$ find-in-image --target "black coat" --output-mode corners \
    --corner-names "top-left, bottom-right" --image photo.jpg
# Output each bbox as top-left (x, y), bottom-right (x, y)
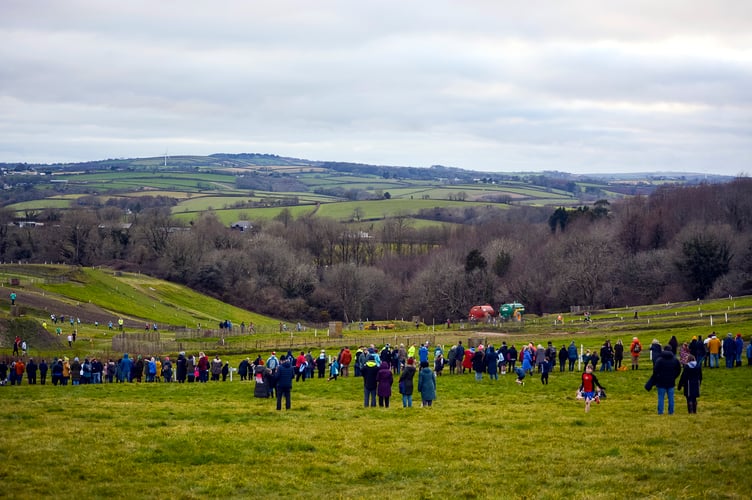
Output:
top-left (652, 350), bottom-right (681, 389)
top-left (677, 362), bottom-right (702, 398)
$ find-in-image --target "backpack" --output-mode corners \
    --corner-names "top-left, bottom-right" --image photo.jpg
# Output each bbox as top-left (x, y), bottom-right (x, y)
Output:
top-left (633, 344), bottom-right (641, 353)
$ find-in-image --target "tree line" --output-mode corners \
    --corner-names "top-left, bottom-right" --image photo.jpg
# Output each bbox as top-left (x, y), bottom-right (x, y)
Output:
top-left (1, 178), bottom-right (750, 323)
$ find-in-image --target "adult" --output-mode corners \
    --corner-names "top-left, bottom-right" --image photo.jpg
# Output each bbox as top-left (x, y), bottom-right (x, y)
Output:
top-left (417, 361), bottom-right (437, 407)
top-left (649, 345), bottom-right (682, 415)
top-left (39, 359), bottom-right (48, 385)
top-left (70, 357), bottom-right (82, 386)
top-left (175, 352), bottom-right (187, 383)
top-left (521, 347), bottom-right (533, 375)
top-left (707, 334), bottom-right (721, 368)
top-left (535, 344), bottom-right (545, 373)
top-left (399, 358), bottom-right (416, 408)
top-left (315, 350), bottom-right (327, 378)
top-left (237, 358), bottom-right (249, 381)
top-left (734, 333), bottom-right (744, 367)
top-left (418, 343), bottom-right (429, 365)
top-left (507, 344), bottom-right (518, 371)
top-left (462, 348), bottom-right (473, 375)
top-left (340, 347), bottom-right (352, 377)
top-left (485, 346), bottom-right (499, 381)
top-left (694, 336), bottom-right (706, 367)
top-left (599, 340), bottom-right (614, 372)
top-left (211, 355), bottom-right (223, 381)
top-left (677, 355), bottom-right (702, 414)
top-left (197, 352), bottom-right (209, 382)
top-left (295, 351), bottom-right (307, 382)
top-left (472, 346), bottom-right (485, 381)
top-left (376, 361), bottom-right (393, 407)
top-left (119, 353), bottom-right (133, 383)
top-left (668, 335), bottom-right (679, 355)
top-left (614, 340), bottom-right (624, 370)
top-left (558, 345), bottom-right (568, 372)
top-left (649, 339), bottom-right (662, 366)
top-left (361, 354), bottom-right (380, 407)
top-left (133, 355), bottom-right (144, 383)
top-left (266, 352), bottom-right (279, 373)
top-left (447, 345), bottom-right (457, 375)
top-left (567, 341), bottom-right (578, 372)
top-left (455, 341), bottom-right (465, 374)
top-left (274, 356), bottom-right (295, 410)
top-left (51, 359), bottom-right (63, 386)
top-left (26, 358), bottom-right (37, 385)
top-left (629, 337), bottom-right (642, 370)
top-left (722, 333), bottom-right (736, 369)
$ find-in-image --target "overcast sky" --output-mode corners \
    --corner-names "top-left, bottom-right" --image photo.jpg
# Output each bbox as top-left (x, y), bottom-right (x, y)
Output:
top-left (1, 1), bottom-right (750, 174)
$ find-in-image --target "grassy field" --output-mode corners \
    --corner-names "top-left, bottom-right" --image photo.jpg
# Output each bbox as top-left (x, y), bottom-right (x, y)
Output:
top-left (2, 264), bottom-right (752, 498)
top-left (1, 351), bottom-right (750, 498)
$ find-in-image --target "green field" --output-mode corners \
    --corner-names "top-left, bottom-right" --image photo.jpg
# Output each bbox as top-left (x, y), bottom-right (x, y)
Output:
top-left (1, 264), bottom-right (752, 497)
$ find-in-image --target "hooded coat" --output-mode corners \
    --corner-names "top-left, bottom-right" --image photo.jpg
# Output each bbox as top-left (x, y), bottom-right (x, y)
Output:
top-left (677, 361), bottom-right (702, 398)
top-left (417, 366), bottom-right (436, 401)
top-left (376, 361), bottom-right (393, 398)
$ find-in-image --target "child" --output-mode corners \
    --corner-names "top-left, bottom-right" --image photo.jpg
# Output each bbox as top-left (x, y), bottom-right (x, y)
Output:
top-left (514, 366), bottom-right (526, 386)
top-left (579, 364), bottom-right (604, 413)
top-left (541, 356), bottom-right (551, 385)
top-left (677, 354), bottom-right (702, 414)
top-left (328, 358), bottom-right (340, 381)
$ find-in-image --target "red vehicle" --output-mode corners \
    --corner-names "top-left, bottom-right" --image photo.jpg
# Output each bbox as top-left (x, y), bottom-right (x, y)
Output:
top-left (468, 305), bottom-right (495, 321)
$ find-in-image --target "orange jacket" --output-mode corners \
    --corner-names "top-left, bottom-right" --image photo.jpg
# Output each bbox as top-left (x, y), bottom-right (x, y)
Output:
top-left (708, 337), bottom-right (721, 354)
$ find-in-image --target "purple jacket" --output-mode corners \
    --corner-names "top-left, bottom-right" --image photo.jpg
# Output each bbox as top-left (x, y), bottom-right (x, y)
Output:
top-left (376, 362), bottom-right (393, 398)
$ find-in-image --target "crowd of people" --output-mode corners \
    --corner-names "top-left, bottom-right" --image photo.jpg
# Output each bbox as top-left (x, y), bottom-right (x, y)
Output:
top-left (3, 332), bottom-right (749, 417)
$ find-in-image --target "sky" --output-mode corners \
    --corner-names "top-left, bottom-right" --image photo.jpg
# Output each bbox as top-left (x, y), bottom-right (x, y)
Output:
top-left (1, 1), bottom-right (750, 175)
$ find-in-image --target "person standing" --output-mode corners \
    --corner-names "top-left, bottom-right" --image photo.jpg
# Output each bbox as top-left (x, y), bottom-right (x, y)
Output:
top-left (650, 345), bottom-right (682, 415)
top-left (677, 355), bottom-right (702, 414)
top-left (472, 346), bottom-right (485, 381)
top-left (274, 356), bottom-right (294, 411)
top-left (722, 333), bottom-right (736, 369)
top-left (10, 291), bottom-right (16, 305)
top-left (614, 339), bottom-right (624, 370)
top-left (649, 339), bottom-right (662, 366)
top-left (485, 346), bottom-right (498, 381)
top-left (39, 359), bottom-right (48, 385)
top-left (558, 345), bottom-right (568, 372)
top-left (567, 341), bottom-right (578, 372)
top-left (399, 358), bottom-right (416, 408)
top-left (340, 347), bottom-right (352, 377)
top-left (455, 341), bottom-right (465, 374)
top-left (376, 361), bottom-right (393, 407)
top-left (26, 358), bottom-right (37, 384)
top-left (600, 340), bottom-right (614, 372)
top-left (197, 352), bottom-right (209, 382)
top-left (175, 352), bottom-right (187, 383)
top-left (417, 361), bottom-right (436, 407)
top-left (316, 350), bottom-right (327, 378)
top-left (361, 353), bottom-right (379, 407)
top-left (707, 334), bottom-right (721, 368)
top-left (211, 355), bottom-right (222, 381)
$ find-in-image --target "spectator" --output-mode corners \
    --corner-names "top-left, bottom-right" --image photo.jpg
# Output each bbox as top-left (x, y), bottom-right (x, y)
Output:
top-left (677, 355), bottom-right (702, 414)
top-left (417, 361), bottom-right (437, 407)
top-left (648, 345), bottom-right (682, 415)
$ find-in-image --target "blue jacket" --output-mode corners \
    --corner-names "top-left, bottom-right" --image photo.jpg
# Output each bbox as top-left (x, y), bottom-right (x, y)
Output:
top-left (417, 367), bottom-right (436, 401)
top-left (275, 361), bottom-right (294, 389)
top-left (568, 343), bottom-right (578, 360)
